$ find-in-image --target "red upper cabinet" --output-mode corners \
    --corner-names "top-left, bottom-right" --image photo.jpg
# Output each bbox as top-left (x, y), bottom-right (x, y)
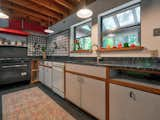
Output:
top-left (0, 18), bottom-right (46, 34)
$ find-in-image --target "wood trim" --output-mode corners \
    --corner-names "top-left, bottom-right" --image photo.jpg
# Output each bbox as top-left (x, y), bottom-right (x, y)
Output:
top-left (110, 79), bottom-right (160, 95)
top-left (54, 0), bottom-right (74, 10)
top-left (64, 64), bottom-right (66, 98)
top-left (106, 67), bottom-right (110, 120)
top-left (65, 70), bottom-right (106, 81)
top-left (111, 67), bottom-right (160, 75)
top-left (39, 64), bottom-right (52, 68)
top-left (31, 80), bottom-right (39, 84)
top-left (98, 46), bottom-right (144, 52)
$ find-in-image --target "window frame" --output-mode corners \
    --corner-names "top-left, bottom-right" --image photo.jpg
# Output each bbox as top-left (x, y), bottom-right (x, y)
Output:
top-left (70, 18), bottom-right (92, 52)
top-left (98, 0), bottom-right (141, 48)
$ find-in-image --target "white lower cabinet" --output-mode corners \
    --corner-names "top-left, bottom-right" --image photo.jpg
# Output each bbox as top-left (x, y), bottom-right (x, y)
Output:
top-left (38, 65), bottom-right (44, 83)
top-left (45, 67), bottom-right (52, 89)
top-left (110, 84), bottom-right (160, 120)
top-left (81, 76), bottom-right (106, 120)
top-left (66, 72), bottom-right (106, 120)
top-left (52, 65), bottom-right (64, 98)
top-left (66, 73), bottom-right (81, 107)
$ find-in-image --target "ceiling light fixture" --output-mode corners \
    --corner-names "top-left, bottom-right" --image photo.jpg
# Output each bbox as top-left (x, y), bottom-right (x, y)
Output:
top-left (0, 10), bottom-right (9, 19)
top-left (44, 28), bottom-right (54, 34)
top-left (76, 0), bottom-right (93, 19)
top-left (44, 17), bottom-right (54, 34)
top-left (76, 8), bottom-right (93, 19)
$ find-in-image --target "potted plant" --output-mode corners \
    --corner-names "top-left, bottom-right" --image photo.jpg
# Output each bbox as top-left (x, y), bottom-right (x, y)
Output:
top-left (41, 46), bottom-right (47, 60)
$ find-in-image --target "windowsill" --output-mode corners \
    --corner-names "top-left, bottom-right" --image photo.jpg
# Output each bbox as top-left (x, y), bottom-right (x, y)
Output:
top-left (98, 46), bottom-right (144, 52)
top-left (71, 49), bottom-right (92, 53)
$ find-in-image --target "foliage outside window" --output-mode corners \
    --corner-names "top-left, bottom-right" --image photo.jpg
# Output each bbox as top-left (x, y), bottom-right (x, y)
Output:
top-left (73, 21), bottom-right (92, 51)
top-left (101, 4), bottom-right (141, 49)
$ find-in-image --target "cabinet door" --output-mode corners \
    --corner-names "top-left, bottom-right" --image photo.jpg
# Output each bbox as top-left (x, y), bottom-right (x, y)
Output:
top-left (110, 84), bottom-right (160, 120)
top-left (43, 67), bottom-right (48, 86)
top-left (52, 66), bottom-right (64, 97)
top-left (65, 73), bottom-right (81, 107)
top-left (81, 76), bottom-right (106, 120)
top-left (46, 68), bottom-right (52, 89)
top-left (110, 84), bottom-right (130, 120)
top-left (38, 66), bottom-right (44, 83)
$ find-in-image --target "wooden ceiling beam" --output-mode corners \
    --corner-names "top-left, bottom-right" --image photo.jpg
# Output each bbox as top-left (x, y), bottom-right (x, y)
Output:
top-left (6, 0), bottom-right (62, 20)
top-left (53, 0), bottom-right (74, 10)
top-left (1, 8), bottom-right (48, 27)
top-left (0, 2), bottom-right (56, 24)
top-left (29, 0), bottom-right (68, 16)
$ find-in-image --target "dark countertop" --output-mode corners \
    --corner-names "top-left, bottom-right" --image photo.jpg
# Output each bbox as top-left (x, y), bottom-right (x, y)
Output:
top-left (64, 61), bottom-right (160, 72)
top-left (13, 58), bottom-right (159, 72)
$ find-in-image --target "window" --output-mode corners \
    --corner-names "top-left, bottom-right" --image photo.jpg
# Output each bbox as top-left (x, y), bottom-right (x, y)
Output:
top-left (117, 10), bottom-right (135, 27)
top-left (100, 4), bottom-right (141, 49)
top-left (73, 21), bottom-right (92, 51)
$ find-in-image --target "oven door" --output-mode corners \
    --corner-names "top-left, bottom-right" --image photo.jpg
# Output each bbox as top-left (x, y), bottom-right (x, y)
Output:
top-left (0, 64), bottom-right (30, 85)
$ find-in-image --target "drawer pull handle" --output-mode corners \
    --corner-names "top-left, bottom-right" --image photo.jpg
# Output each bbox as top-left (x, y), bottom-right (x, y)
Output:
top-left (129, 91), bottom-right (136, 101)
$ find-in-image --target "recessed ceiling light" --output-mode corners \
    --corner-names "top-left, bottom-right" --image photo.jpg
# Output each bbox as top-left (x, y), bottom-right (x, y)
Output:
top-left (76, 8), bottom-right (93, 19)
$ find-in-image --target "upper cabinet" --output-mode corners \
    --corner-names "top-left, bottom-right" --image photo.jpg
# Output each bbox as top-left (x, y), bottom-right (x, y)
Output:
top-left (70, 19), bottom-right (92, 53)
top-left (98, 1), bottom-right (143, 52)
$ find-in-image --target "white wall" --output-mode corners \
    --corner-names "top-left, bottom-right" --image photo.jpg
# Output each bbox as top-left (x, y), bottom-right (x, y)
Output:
top-left (141, 0), bottom-right (160, 57)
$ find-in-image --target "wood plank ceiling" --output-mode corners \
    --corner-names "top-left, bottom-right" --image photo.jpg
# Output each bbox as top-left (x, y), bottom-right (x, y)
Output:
top-left (0, 0), bottom-right (83, 27)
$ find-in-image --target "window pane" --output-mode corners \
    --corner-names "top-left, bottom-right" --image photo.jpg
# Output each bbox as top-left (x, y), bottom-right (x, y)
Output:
top-left (102, 16), bottom-right (117, 31)
top-left (78, 37), bottom-right (92, 50)
top-left (102, 36), bottom-right (114, 48)
top-left (135, 6), bottom-right (140, 23)
top-left (75, 22), bottom-right (91, 39)
top-left (117, 10), bottom-right (135, 27)
top-left (74, 21), bottom-right (92, 50)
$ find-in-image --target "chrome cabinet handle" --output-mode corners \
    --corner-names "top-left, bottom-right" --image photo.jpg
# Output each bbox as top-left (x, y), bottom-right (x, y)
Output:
top-left (129, 91), bottom-right (136, 101)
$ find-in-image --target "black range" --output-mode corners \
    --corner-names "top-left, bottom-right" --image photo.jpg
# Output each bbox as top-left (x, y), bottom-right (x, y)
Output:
top-left (0, 58), bottom-right (31, 86)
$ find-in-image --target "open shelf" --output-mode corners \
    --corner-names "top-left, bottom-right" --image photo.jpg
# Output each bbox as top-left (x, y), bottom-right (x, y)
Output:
top-left (0, 45), bottom-right (27, 48)
top-left (0, 28), bottom-right (29, 36)
top-left (110, 68), bottom-right (160, 89)
top-left (98, 46), bottom-right (144, 52)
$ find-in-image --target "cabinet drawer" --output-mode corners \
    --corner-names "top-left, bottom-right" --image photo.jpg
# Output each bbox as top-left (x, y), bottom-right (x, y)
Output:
top-left (65, 63), bottom-right (106, 79)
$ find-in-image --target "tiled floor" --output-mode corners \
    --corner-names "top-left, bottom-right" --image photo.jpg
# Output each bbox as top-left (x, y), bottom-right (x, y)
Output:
top-left (0, 82), bottom-right (97, 120)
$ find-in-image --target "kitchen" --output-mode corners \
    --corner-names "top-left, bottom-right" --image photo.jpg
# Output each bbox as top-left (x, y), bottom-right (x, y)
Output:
top-left (0, 0), bottom-right (160, 120)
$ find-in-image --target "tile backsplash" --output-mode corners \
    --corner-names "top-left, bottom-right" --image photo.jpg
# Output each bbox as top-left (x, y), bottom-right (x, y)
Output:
top-left (27, 34), bottom-right (47, 56)
top-left (47, 30), bottom-right (70, 56)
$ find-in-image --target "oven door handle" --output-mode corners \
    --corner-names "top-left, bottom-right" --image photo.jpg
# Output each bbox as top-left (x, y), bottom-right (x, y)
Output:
top-left (2, 65), bottom-right (27, 68)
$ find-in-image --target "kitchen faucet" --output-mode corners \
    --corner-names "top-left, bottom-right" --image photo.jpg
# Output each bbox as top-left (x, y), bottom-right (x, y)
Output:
top-left (92, 44), bottom-right (102, 64)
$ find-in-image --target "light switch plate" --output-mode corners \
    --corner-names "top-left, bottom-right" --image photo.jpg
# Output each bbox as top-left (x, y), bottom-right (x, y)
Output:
top-left (153, 28), bottom-right (160, 36)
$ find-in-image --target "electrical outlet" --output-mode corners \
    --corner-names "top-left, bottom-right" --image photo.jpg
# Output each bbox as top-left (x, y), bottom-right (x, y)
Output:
top-left (150, 50), bottom-right (158, 57)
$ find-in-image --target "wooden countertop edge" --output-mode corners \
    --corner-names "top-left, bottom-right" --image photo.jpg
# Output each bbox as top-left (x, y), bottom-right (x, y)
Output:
top-left (110, 79), bottom-right (160, 95)
top-left (65, 70), bottom-right (106, 82)
top-left (39, 64), bottom-right (52, 68)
